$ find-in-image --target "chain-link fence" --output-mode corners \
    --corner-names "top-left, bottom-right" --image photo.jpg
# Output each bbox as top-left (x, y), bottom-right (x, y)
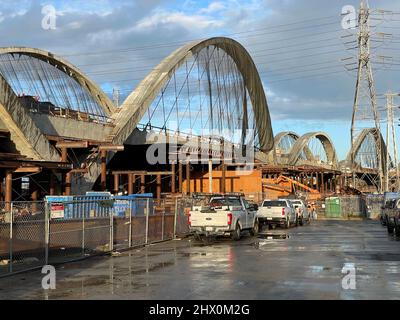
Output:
top-left (0, 196), bottom-right (190, 278)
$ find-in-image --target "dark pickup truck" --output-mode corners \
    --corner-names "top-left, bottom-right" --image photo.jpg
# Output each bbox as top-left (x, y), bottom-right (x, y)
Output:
top-left (381, 197), bottom-right (400, 236)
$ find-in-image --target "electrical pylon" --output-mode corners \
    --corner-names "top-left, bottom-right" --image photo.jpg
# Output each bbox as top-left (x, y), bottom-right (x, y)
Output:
top-left (385, 92), bottom-right (400, 192)
top-left (351, 0), bottom-right (384, 192)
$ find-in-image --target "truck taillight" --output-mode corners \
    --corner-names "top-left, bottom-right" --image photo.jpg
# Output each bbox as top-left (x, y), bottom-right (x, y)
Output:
top-left (282, 208), bottom-right (285, 216)
top-left (227, 213), bottom-right (232, 226)
top-left (188, 213), bottom-right (191, 226)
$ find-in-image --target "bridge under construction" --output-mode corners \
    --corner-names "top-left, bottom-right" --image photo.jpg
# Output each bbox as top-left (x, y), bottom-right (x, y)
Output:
top-left (0, 38), bottom-right (394, 203)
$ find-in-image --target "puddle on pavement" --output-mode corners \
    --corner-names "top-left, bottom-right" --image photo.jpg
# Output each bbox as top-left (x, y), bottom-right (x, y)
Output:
top-left (309, 265), bottom-right (331, 273)
top-left (130, 261), bottom-right (175, 275)
top-left (258, 233), bottom-right (290, 240)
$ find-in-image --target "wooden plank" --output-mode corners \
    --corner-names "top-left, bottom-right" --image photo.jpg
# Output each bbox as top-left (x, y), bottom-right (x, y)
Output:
top-left (14, 167), bottom-right (41, 173)
top-left (111, 170), bottom-right (173, 175)
top-left (56, 141), bottom-right (89, 148)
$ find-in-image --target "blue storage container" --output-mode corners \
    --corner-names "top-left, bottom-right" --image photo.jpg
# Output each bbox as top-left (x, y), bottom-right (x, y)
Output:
top-left (73, 194), bottom-right (113, 219)
top-left (113, 194), bottom-right (154, 216)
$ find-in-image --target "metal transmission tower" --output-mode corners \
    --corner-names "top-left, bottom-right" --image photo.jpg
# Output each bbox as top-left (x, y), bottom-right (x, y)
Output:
top-left (385, 92), bottom-right (400, 192)
top-left (112, 88), bottom-right (120, 108)
top-left (350, 0), bottom-right (384, 192)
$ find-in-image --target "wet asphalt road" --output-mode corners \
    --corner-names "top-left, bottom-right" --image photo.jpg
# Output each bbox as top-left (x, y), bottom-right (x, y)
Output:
top-left (0, 220), bottom-right (400, 300)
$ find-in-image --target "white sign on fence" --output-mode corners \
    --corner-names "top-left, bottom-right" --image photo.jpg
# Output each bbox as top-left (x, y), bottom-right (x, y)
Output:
top-left (50, 203), bottom-right (65, 219)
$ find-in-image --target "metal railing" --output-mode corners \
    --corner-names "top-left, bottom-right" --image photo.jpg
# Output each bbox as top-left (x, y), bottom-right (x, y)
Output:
top-left (0, 197), bottom-right (191, 278)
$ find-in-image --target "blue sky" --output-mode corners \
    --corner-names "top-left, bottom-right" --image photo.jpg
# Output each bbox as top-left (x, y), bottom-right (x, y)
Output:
top-left (0, 0), bottom-right (400, 160)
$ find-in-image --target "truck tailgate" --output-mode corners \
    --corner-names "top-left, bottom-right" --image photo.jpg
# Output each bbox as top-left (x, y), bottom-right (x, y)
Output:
top-left (190, 211), bottom-right (229, 227)
top-left (257, 207), bottom-right (283, 218)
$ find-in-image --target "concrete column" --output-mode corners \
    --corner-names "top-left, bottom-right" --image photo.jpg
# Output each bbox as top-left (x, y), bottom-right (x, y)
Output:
top-left (113, 174), bottom-right (119, 194)
top-left (61, 147), bottom-right (68, 162)
top-left (156, 174), bottom-right (162, 199)
top-left (5, 171), bottom-right (12, 210)
top-left (186, 161), bottom-right (190, 195)
top-left (61, 147), bottom-right (68, 194)
top-left (208, 159), bottom-right (213, 193)
top-left (128, 173), bottom-right (134, 195)
top-left (178, 162), bottom-right (183, 193)
top-left (65, 172), bottom-right (71, 196)
top-left (171, 162), bottom-right (176, 193)
top-left (321, 173), bottom-right (325, 194)
top-left (140, 174), bottom-right (145, 194)
top-left (100, 150), bottom-right (107, 191)
top-left (221, 163), bottom-right (226, 194)
top-left (31, 186), bottom-right (38, 213)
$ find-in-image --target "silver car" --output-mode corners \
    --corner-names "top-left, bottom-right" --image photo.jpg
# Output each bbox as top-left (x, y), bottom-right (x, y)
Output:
top-left (289, 199), bottom-right (310, 226)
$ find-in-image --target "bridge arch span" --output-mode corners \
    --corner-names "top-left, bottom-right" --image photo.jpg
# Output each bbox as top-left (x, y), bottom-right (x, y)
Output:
top-left (110, 37), bottom-right (274, 153)
top-left (288, 132), bottom-right (338, 167)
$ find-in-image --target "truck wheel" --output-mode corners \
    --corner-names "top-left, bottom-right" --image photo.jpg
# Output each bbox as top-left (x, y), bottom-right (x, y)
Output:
top-left (231, 223), bottom-right (241, 241)
top-left (249, 221), bottom-right (259, 237)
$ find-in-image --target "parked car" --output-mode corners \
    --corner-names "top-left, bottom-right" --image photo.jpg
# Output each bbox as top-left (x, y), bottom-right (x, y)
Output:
top-left (382, 198), bottom-right (400, 236)
top-left (189, 194), bottom-right (259, 241)
top-left (256, 199), bottom-right (297, 229)
top-left (289, 199), bottom-right (310, 225)
top-left (381, 192), bottom-right (400, 227)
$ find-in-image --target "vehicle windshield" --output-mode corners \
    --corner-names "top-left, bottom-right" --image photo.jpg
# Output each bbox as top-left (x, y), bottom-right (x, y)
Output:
top-left (262, 200), bottom-right (286, 207)
top-left (210, 197), bottom-right (241, 207)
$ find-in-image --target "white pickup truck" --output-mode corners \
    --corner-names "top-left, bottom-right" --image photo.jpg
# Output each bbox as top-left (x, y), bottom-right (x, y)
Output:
top-left (256, 199), bottom-right (297, 229)
top-left (189, 195), bottom-right (259, 240)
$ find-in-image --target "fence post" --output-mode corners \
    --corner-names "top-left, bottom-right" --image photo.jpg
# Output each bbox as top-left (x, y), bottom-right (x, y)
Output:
top-left (145, 198), bottom-right (149, 245)
top-left (82, 214), bottom-right (85, 256)
top-left (173, 197), bottom-right (178, 239)
top-left (161, 199), bottom-right (165, 241)
top-left (109, 207), bottom-right (114, 252)
top-left (44, 201), bottom-right (49, 265)
top-left (128, 199), bottom-right (132, 248)
top-left (9, 202), bottom-right (13, 274)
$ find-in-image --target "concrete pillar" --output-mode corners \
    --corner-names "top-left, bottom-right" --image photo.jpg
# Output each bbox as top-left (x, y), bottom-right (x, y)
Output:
top-left (178, 162), bottom-right (183, 193)
top-left (156, 174), bottom-right (162, 199)
top-left (31, 186), bottom-right (38, 213)
top-left (186, 161), bottom-right (190, 195)
top-left (100, 150), bottom-right (107, 191)
top-left (171, 162), bottom-right (176, 193)
top-left (61, 147), bottom-right (68, 162)
top-left (321, 173), bottom-right (325, 194)
top-left (140, 174), bottom-right (145, 194)
top-left (221, 163), bottom-right (226, 194)
top-left (113, 174), bottom-right (119, 194)
top-left (128, 173), bottom-right (134, 195)
top-left (65, 172), bottom-right (71, 196)
top-left (208, 159), bottom-right (213, 193)
top-left (5, 171), bottom-right (12, 210)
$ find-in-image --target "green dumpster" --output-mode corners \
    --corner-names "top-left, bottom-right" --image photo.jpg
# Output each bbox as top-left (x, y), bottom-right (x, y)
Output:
top-left (325, 197), bottom-right (342, 218)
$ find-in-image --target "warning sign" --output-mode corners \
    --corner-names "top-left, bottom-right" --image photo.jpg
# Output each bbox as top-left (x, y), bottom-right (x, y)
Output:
top-left (50, 203), bottom-right (65, 219)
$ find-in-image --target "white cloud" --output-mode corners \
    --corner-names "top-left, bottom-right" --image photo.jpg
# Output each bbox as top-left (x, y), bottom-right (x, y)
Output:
top-left (133, 9), bottom-right (224, 32)
top-left (199, 2), bottom-right (225, 14)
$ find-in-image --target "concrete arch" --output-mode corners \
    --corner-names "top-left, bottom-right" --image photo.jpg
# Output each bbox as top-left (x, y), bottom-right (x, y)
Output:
top-left (288, 132), bottom-right (338, 167)
top-left (110, 37), bottom-right (274, 152)
top-left (0, 74), bottom-right (60, 161)
top-left (346, 128), bottom-right (387, 171)
top-left (0, 47), bottom-right (115, 116)
top-left (274, 131), bottom-right (300, 153)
